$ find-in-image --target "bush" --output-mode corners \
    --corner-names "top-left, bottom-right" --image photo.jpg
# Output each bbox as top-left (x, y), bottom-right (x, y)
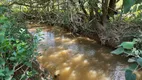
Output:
top-left (111, 37), bottom-right (142, 80)
top-left (0, 5), bottom-right (41, 80)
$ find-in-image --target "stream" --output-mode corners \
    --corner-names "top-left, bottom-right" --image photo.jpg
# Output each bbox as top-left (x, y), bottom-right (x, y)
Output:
top-left (29, 24), bottom-right (131, 80)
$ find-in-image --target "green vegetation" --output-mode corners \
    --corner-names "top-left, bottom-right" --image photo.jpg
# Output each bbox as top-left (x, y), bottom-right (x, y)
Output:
top-left (0, 6), bottom-right (43, 80)
top-left (111, 39), bottom-right (139, 80)
top-left (111, 1), bottom-right (142, 80)
top-left (4, 0), bottom-right (141, 47)
top-left (0, 0), bottom-right (142, 80)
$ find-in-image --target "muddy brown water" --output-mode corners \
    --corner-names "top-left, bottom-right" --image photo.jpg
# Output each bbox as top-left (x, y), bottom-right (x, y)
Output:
top-left (28, 24), bottom-right (142, 80)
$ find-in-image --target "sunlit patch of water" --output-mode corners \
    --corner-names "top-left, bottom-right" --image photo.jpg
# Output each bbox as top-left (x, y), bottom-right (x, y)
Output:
top-left (29, 25), bottom-right (130, 80)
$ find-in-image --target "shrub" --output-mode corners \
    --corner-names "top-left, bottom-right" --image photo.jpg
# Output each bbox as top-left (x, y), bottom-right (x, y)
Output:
top-left (0, 5), bottom-right (41, 80)
top-left (111, 38), bottom-right (142, 80)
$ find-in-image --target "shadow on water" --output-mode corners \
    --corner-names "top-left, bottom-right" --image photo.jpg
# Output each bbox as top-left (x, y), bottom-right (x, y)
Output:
top-left (29, 24), bottom-right (130, 80)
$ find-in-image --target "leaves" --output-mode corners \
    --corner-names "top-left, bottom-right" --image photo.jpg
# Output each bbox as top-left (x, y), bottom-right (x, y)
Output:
top-left (123, 0), bottom-right (142, 13)
top-left (123, 0), bottom-right (136, 13)
top-left (0, 6), bottom-right (8, 15)
top-left (136, 58), bottom-right (142, 67)
top-left (0, 27), bottom-right (6, 43)
top-left (128, 58), bottom-right (136, 63)
top-left (0, 16), bottom-right (8, 24)
top-left (0, 57), bottom-right (5, 66)
top-left (0, 32), bottom-right (5, 43)
top-left (24, 62), bottom-right (32, 68)
top-left (111, 47), bottom-right (124, 55)
top-left (112, 40), bottom-right (142, 80)
top-left (120, 42), bottom-right (135, 49)
top-left (0, 6), bottom-right (39, 80)
top-left (128, 63), bottom-right (138, 70)
top-left (0, 69), bottom-right (5, 76)
top-left (124, 50), bottom-right (132, 55)
top-left (125, 69), bottom-right (136, 80)
top-left (136, 0), bottom-right (142, 4)
top-left (9, 57), bottom-right (16, 61)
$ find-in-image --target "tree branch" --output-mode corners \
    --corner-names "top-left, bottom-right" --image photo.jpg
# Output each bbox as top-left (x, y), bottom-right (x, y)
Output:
top-left (7, 1), bottom-right (49, 8)
top-left (78, 0), bottom-right (88, 18)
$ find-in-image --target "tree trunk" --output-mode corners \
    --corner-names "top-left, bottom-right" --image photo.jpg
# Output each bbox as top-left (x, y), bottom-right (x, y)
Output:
top-left (108, 0), bottom-right (117, 17)
top-left (102, 0), bottom-right (109, 25)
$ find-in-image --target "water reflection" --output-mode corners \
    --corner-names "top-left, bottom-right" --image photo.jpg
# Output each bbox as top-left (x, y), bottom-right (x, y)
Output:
top-left (29, 26), bottom-right (129, 80)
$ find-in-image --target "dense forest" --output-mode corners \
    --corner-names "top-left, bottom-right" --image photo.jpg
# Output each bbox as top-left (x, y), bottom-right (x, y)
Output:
top-left (0, 0), bottom-right (142, 80)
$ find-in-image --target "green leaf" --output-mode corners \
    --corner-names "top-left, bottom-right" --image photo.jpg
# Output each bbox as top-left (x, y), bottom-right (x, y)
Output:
top-left (111, 47), bottom-right (124, 55)
top-left (11, 78), bottom-right (16, 80)
top-left (0, 6), bottom-right (8, 15)
top-left (128, 58), bottom-right (136, 63)
top-left (125, 69), bottom-right (136, 80)
top-left (0, 69), bottom-right (5, 76)
top-left (123, 0), bottom-right (136, 13)
top-left (0, 27), bottom-right (6, 43)
top-left (129, 63), bottom-right (138, 70)
top-left (20, 73), bottom-right (27, 80)
top-left (136, 0), bottom-right (142, 4)
top-left (131, 5), bottom-right (138, 12)
top-left (31, 69), bottom-right (38, 75)
top-left (18, 48), bottom-right (25, 53)
top-left (120, 42), bottom-right (135, 49)
top-left (0, 72), bottom-right (5, 76)
top-left (9, 57), bottom-right (16, 61)
top-left (138, 4), bottom-right (142, 10)
top-left (136, 58), bottom-right (142, 67)
top-left (0, 32), bottom-right (5, 43)
top-left (5, 76), bottom-right (11, 80)
top-left (0, 16), bottom-right (8, 23)
top-left (124, 50), bottom-right (132, 55)
top-left (24, 62), bottom-right (32, 68)
top-left (6, 70), bottom-right (14, 76)
top-left (0, 57), bottom-right (5, 66)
